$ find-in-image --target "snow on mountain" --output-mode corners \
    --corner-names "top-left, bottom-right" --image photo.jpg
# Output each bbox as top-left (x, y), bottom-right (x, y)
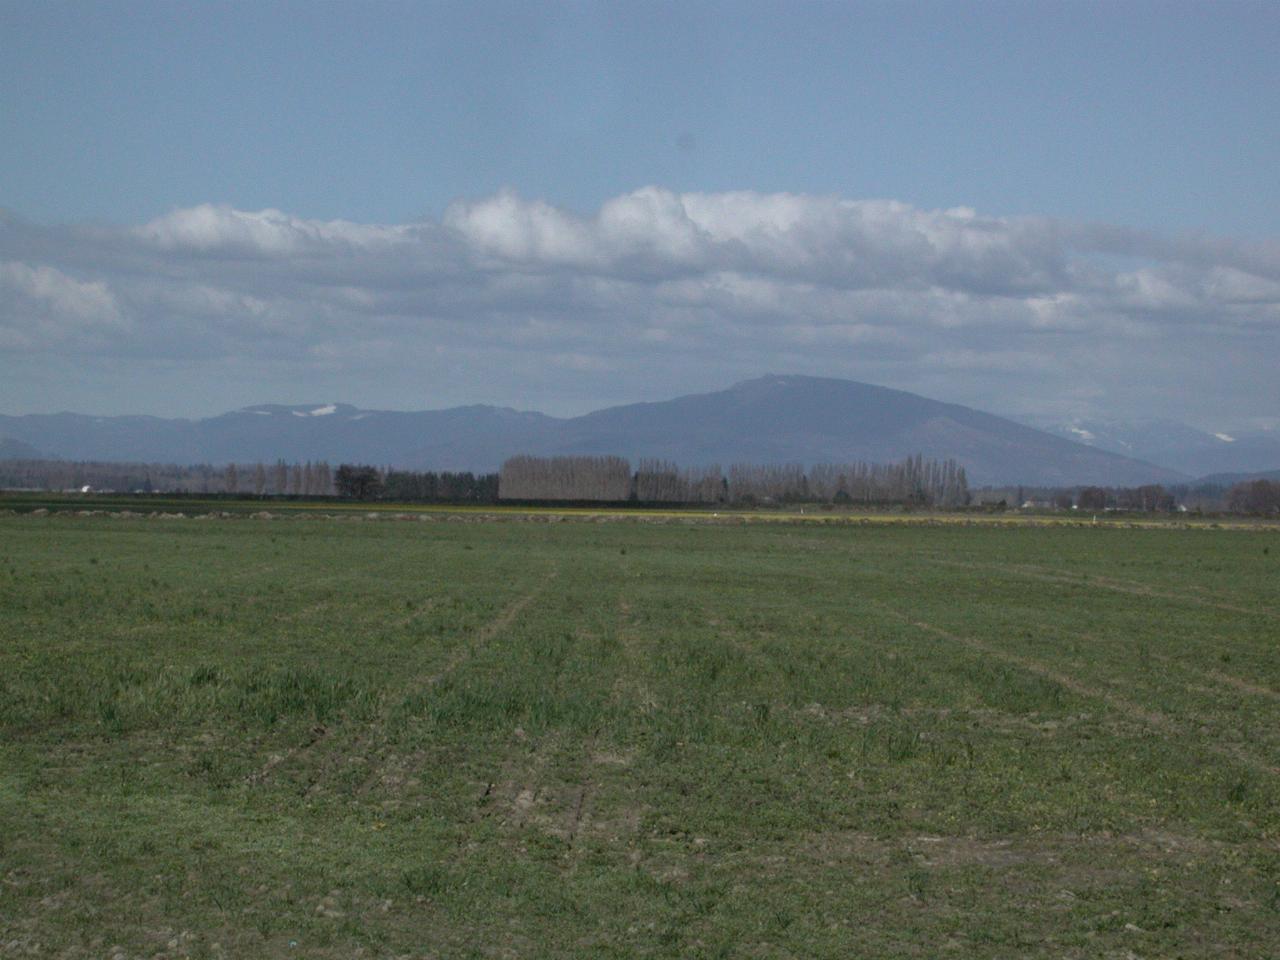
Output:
top-left (1033, 418), bottom-right (1280, 477)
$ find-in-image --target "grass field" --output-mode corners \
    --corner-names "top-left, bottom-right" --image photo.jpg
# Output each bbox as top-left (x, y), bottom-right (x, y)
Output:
top-left (2, 512), bottom-right (1278, 958)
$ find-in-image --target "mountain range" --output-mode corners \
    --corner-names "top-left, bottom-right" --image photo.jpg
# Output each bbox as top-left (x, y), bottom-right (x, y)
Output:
top-left (1030, 418), bottom-right (1280, 479)
top-left (0, 375), bottom-right (1251, 486)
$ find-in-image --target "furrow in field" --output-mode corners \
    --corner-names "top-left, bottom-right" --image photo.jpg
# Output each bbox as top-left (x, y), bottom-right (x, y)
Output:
top-left (245, 722), bottom-right (330, 786)
top-left (477, 584), bottom-right (645, 849)
top-left (924, 557), bottom-right (1279, 619)
top-left (880, 605), bottom-right (1280, 778)
top-left (420, 566), bottom-right (558, 688)
top-left (219, 559), bottom-right (285, 587)
top-left (1206, 669), bottom-right (1280, 701)
top-left (272, 598), bottom-right (334, 624)
top-left (249, 569), bottom-right (555, 790)
top-left (386, 597), bottom-right (439, 630)
top-left (610, 593), bottom-right (659, 714)
top-left (1148, 649), bottom-right (1280, 704)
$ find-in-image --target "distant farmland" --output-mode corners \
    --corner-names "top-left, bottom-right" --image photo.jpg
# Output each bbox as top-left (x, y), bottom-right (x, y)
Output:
top-left (1, 512), bottom-right (1278, 957)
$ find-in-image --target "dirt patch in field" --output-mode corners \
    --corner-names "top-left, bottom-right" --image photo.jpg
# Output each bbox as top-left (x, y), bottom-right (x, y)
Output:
top-left (476, 735), bottom-right (643, 847)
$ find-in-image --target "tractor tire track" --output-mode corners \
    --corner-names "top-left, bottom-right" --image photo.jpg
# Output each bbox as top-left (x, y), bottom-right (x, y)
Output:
top-left (421, 566), bottom-right (558, 689)
top-left (877, 603), bottom-right (1280, 778)
top-left (252, 569), bottom-right (556, 792)
top-left (925, 557), bottom-right (1279, 620)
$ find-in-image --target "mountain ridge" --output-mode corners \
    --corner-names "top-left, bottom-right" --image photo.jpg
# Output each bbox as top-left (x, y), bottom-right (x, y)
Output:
top-left (1031, 415), bottom-right (1280, 478)
top-left (0, 375), bottom-right (1192, 486)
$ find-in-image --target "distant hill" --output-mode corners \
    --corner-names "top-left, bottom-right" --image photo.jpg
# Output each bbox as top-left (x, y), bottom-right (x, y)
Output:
top-left (1033, 417), bottom-right (1280, 478)
top-left (1192, 469), bottom-right (1280, 488)
top-left (0, 376), bottom-right (1189, 486)
top-left (540, 376), bottom-right (1184, 486)
top-left (0, 437), bottom-right (49, 460)
top-left (0, 403), bottom-right (558, 471)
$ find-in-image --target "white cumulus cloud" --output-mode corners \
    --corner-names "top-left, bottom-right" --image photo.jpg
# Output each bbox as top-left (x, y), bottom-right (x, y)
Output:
top-left (135, 204), bottom-right (416, 255)
top-left (1, 188), bottom-right (1277, 424)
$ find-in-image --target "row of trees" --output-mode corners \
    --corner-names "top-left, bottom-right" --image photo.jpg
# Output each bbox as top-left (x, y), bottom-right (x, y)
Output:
top-left (978, 479), bottom-right (1280, 515)
top-left (977, 484), bottom-right (1180, 512)
top-left (498, 454), bottom-right (970, 506)
top-left (1077, 484), bottom-right (1178, 512)
top-left (223, 461), bottom-right (335, 496)
top-left (0, 458), bottom-right (338, 496)
top-left (1226, 479), bottom-right (1280, 515)
top-left (0, 459), bottom-right (224, 493)
top-left (499, 456), bottom-right (634, 502)
top-left (805, 456), bottom-right (970, 507)
top-left (333, 465), bottom-right (499, 502)
top-left (632, 459), bottom-right (725, 503)
top-left (6, 452), bottom-right (1273, 514)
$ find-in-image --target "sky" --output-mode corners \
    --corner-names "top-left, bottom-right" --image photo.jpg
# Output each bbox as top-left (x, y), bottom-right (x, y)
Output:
top-left (2, 0), bottom-right (1279, 430)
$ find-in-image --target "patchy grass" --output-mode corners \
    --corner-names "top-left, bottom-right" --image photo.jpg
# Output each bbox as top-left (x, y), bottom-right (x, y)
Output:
top-left (1, 515), bottom-right (1278, 957)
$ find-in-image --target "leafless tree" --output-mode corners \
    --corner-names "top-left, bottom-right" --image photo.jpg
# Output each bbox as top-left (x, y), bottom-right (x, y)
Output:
top-left (499, 455), bottom-right (633, 501)
top-left (1227, 479), bottom-right (1280, 514)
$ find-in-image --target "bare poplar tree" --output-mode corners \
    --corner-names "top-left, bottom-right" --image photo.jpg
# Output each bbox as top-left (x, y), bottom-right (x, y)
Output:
top-left (499, 455), bottom-right (632, 501)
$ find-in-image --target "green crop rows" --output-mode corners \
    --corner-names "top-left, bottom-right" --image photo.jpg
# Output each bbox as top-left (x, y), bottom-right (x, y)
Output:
top-left (2, 514), bottom-right (1278, 957)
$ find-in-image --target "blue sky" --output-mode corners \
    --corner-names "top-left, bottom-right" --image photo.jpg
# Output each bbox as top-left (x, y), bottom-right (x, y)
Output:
top-left (2, 1), bottom-right (1279, 427)
top-left (5, 0), bottom-right (1279, 233)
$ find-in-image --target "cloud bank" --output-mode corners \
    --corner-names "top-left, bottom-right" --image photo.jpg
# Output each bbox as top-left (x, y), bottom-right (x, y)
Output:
top-left (2, 189), bottom-right (1277, 425)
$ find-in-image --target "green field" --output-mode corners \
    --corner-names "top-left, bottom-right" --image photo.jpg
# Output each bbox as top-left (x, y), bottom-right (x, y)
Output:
top-left (2, 513), bottom-right (1278, 958)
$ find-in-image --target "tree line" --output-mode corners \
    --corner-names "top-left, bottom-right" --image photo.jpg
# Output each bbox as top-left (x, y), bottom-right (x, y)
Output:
top-left (223, 461), bottom-right (334, 496)
top-left (975, 484), bottom-right (1180, 512)
top-left (6, 453), bottom-right (1275, 514)
top-left (0, 459), bottom-right (226, 494)
top-left (974, 478), bottom-right (1280, 515)
top-left (498, 456), bottom-right (634, 502)
top-left (0, 459), bottom-right (336, 496)
top-left (332, 465), bottom-right (499, 502)
top-left (498, 454), bottom-right (970, 506)
top-left (1077, 484), bottom-right (1177, 512)
top-left (1225, 479), bottom-right (1280, 515)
